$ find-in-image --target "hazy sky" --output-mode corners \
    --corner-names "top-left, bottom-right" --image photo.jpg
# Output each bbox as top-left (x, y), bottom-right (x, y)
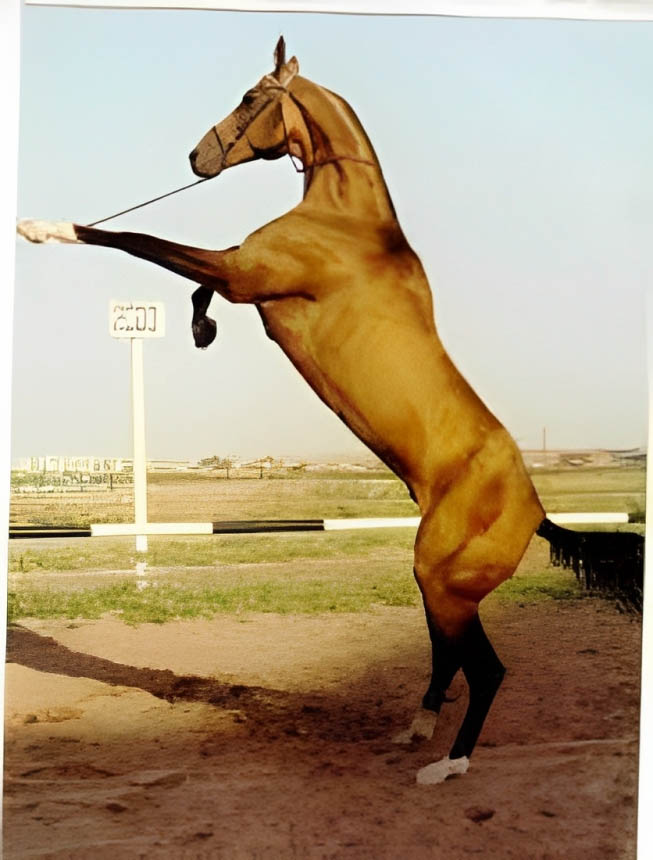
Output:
top-left (11, 7), bottom-right (652, 461)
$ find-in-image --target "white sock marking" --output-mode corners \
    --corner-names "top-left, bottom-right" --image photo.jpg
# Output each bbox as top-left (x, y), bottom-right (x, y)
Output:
top-left (17, 219), bottom-right (79, 244)
top-left (416, 756), bottom-right (470, 785)
top-left (393, 708), bottom-right (438, 744)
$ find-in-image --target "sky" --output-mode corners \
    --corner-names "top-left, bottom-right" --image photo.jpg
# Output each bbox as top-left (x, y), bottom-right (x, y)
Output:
top-left (10, 6), bottom-right (652, 462)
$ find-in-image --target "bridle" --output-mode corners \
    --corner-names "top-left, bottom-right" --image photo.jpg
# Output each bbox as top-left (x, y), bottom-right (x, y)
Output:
top-left (86, 78), bottom-right (374, 228)
top-left (289, 153), bottom-right (376, 173)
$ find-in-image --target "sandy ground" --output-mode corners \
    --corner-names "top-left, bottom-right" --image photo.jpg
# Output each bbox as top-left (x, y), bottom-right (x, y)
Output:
top-left (4, 598), bottom-right (641, 859)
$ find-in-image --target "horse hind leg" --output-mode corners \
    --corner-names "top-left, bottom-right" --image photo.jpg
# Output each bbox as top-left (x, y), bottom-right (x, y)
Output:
top-left (416, 613), bottom-right (506, 785)
top-left (392, 603), bottom-right (462, 745)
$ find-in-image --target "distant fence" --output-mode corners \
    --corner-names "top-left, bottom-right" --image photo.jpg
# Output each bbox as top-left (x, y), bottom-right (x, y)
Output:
top-left (11, 472), bottom-right (133, 493)
top-left (192, 465), bottom-right (345, 479)
top-left (547, 525), bottom-right (644, 612)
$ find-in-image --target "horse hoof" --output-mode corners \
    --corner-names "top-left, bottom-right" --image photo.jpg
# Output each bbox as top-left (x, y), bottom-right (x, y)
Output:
top-left (192, 316), bottom-right (217, 349)
top-left (416, 756), bottom-right (469, 785)
top-left (17, 219), bottom-right (78, 244)
top-left (392, 708), bottom-right (437, 744)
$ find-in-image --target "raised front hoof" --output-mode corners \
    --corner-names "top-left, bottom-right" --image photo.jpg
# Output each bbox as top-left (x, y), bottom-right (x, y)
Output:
top-left (16, 219), bottom-right (78, 244)
top-left (416, 756), bottom-right (469, 785)
top-left (392, 708), bottom-right (437, 745)
top-left (192, 316), bottom-right (217, 349)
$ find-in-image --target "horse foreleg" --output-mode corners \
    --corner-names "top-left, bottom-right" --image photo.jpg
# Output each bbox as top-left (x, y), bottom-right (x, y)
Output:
top-left (17, 220), bottom-right (241, 346)
top-left (17, 220), bottom-right (234, 289)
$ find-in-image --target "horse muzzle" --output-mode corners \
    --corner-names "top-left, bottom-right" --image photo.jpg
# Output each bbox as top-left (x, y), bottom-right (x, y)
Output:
top-left (189, 146), bottom-right (224, 178)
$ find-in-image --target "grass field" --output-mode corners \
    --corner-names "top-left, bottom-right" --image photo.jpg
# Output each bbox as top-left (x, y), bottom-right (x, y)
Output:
top-left (7, 529), bottom-right (577, 624)
top-left (9, 464), bottom-right (646, 526)
top-left (7, 465), bottom-right (645, 624)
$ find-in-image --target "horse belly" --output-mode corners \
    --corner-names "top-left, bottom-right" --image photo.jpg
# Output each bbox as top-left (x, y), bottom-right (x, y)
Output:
top-left (259, 300), bottom-right (471, 484)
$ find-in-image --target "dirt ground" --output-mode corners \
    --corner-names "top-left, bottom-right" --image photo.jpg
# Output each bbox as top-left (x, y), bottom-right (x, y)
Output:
top-left (4, 597), bottom-right (641, 859)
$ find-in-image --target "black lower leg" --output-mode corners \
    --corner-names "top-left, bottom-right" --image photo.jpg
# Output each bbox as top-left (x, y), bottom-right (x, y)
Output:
top-left (449, 614), bottom-right (505, 760)
top-left (191, 286), bottom-right (217, 349)
top-left (421, 613), bottom-right (463, 713)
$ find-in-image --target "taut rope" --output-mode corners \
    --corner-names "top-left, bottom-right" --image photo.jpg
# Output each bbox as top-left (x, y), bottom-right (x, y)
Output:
top-left (85, 134), bottom-right (373, 226)
top-left (86, 178), bottom-right (210, 227)
top-left (84, 151), bottom-right (372, 227)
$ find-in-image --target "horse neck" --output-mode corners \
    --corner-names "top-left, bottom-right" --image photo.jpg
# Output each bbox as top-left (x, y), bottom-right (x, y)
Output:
top-left (288, 77), bottom-right (396, 221)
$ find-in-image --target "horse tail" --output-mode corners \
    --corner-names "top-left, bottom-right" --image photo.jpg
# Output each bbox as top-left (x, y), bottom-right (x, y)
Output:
top-left (536, 516), bottom-right (645, 610)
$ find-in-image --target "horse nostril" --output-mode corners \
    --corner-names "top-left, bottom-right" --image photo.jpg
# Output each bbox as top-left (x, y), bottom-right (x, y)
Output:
top-left (189, 148), bottom-right (198, 165)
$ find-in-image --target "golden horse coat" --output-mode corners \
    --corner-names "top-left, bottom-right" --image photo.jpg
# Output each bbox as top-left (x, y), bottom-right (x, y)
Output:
top-left (18, 39), bottom-right (553, 783)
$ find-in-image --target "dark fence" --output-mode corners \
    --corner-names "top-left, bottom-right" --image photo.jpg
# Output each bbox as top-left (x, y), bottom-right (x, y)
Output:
top-left (546, 526), bottom-right (645, 612)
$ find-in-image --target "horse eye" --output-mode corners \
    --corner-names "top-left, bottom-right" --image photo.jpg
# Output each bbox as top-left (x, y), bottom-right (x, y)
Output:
top-left (242, 92), bottom-right (256, 106)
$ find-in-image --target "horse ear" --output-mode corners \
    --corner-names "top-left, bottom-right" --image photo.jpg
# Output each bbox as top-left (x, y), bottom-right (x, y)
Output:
top-left (274, 36), bottom-right (286, 75)
top-left (278, 56), bottom-right (299, 87)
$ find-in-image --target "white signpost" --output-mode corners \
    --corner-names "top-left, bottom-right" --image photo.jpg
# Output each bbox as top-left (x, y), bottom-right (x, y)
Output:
top-left (110, 301), bottom-right (165, 552)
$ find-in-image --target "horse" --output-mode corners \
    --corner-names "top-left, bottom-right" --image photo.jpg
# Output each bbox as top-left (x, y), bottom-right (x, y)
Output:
top-left (16, 38), bottom-right (626, 785)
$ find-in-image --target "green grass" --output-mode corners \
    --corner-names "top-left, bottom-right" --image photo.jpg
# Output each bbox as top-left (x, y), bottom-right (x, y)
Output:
top-left (6, 566), bottom-right (582, 626)
top-left (7, 576), bottom-right (419, 626)
top-left (8, 550), bottom-right (420, 625)
top-left (9, 465), bottom-right (638, 624)
top-left (7, 568), bottom-right (581, 627)
top-left (531, 466), bottom-right (646, 515)
top-left (7, 529), bottom-right (582, 625)
top-left (9, 529), bottom-right (417, 574)
top-left (492, 568), bottom-right (582, 604)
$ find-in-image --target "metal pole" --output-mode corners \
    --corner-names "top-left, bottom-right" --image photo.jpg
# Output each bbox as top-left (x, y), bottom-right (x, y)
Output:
top-left (130, 337), bottom-right (148, 552)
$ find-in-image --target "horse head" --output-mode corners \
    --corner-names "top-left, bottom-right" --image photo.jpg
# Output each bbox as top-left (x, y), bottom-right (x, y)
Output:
top-left (189, 37), bottom-right (300, 178)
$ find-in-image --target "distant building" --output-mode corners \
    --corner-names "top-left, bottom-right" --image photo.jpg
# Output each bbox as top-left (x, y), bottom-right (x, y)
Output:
top-left (13, 456), bottom-right (127, 473)
top-left (12, 456), bottom-right (194, 473)
top-left (604, 448), bottom-right (647, 467)
top-left (148, 459), bottom-right (192, 471)
top-left (521, 448), bottom-right (646, 469)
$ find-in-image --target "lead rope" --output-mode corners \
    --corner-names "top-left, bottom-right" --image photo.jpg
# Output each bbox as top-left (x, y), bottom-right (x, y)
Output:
top-left (87, 95), bottom-right (273, 227)
top-left (86, 152), bottom-right (373, 227)
top-left (86, 178), bottom-right (210, 227)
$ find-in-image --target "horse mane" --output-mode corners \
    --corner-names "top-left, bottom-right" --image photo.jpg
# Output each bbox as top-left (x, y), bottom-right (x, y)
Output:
top-left (288, 76), bottom-right (380, 169)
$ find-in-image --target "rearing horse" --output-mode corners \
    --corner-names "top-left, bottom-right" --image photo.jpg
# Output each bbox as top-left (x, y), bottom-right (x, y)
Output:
top-left (18, 38), bottom-right (555, 784)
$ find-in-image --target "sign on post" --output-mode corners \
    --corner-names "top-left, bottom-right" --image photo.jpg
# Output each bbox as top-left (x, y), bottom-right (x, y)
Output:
top-left (110, 301), bottom-right (166, 338)
top-left (110, 300), bottom-right (165, 552)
